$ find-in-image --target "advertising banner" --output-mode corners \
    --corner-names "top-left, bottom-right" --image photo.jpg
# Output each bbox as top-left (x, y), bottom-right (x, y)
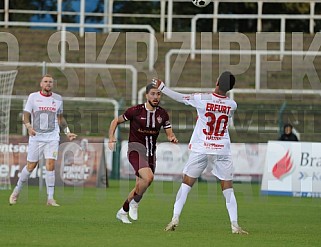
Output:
top-left (0, 136), bottom-right (107, 188)
top-left (119, 141), bottom-right (266, 181)
top-left (120, 141), bottom-right (189, 180)
top-left (261, 141), bottom-right (321, 197)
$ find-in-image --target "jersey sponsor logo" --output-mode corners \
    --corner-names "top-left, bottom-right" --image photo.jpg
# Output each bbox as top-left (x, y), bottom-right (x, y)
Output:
top-left (204, 142), bottom-right (224, 149)
top-left (38, 106), bottom-right (56, 112)
top-left (138, 128), bottom-right (158, 134)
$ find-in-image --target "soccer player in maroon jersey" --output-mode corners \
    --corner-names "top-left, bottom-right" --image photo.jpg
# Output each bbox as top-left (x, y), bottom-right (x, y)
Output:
top-left (108, 83), bottom-right (178, 224)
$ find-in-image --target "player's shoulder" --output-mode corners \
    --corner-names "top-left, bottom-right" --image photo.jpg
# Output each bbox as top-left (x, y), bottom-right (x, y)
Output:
top-left (28, 91), bottom-right (39, 97)
top-left (127, 104), bottom-right (145, 113)
top-left (131, 103), bottom-right (145, 110)
top-left (224, 97), bottom-right (237, 109)
top-left (52, 92), bottom-right (62, 101)
top-left (156, 105), bottom-right (169, 114)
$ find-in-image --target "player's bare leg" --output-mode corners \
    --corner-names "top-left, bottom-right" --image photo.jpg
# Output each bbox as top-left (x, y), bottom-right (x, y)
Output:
top-left (129, 168), bottom-right (154, 220)
top-left (221, 180), bottom-right (248, 234)
top-left (165, 175), bottom-right (197, 231)
top-left (117, 167), bottom-right (154, 223)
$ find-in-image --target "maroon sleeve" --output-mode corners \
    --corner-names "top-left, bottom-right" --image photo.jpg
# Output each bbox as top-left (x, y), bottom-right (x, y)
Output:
top-left (162, 110), bottom-right (172, 129)
top-left (123, 106), bottom-right (135, 121)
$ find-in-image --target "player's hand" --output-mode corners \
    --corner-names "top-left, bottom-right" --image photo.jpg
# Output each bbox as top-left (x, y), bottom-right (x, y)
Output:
top-left (151, 78), bottom-right (165, 90)
top-left (168, 134), bottom-right (178, 144)
top-left (108, 138), bottom-right (117, 151)
top-left (66, 132), bottom-right (77, 141)
top-left (27, 127), bottom-right (36, 136)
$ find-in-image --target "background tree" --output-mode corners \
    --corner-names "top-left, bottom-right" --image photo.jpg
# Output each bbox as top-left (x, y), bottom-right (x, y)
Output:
top-left (0, 0), bottom-right (76, 23)
top-left (0, 0), bottom-right (37, 22)
top-left (1, 0), bottom-right (319, 33)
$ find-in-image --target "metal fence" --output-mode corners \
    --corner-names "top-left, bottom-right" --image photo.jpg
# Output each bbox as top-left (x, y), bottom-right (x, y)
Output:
top-left (1, 0), bottom-right (321, 36)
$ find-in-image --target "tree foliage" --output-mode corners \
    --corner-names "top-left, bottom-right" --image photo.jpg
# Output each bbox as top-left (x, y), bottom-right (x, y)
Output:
top-left (0, 0), bottom-right (318, 32)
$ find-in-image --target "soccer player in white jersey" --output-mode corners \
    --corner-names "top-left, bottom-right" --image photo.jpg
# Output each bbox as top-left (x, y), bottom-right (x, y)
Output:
top-left (9, 74), bottom-right (77, 206)
top-left (152, 71), bottom-right (248, 234)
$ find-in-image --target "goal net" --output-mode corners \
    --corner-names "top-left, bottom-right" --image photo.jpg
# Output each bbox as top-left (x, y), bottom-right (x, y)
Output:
top-left (0, 70), bottom-right (18, 190)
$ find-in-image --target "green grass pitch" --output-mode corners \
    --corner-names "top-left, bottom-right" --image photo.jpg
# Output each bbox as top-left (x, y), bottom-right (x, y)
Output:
top-left (0, 180), bottom-right (320, 247)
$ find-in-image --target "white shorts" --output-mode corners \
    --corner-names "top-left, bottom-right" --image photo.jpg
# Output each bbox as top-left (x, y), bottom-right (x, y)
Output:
top-left (27, 140), bottom-right (59, 162)
top-left (183, 152), bottom-right (234, 181)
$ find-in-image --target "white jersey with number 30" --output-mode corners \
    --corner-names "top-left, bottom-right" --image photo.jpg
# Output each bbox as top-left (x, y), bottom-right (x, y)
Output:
top-left (162, 87), bottom-right (237, 155)
top-left (24, 91), bottom-right (63, 141)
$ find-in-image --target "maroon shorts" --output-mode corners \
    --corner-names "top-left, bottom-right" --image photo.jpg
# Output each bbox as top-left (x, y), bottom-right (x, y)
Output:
top-left (127, 143), bottom-right (156, 177)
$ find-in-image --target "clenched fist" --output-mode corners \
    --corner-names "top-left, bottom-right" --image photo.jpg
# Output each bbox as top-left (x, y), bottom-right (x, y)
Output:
top-left (151, 78), bottom-right (165, 90)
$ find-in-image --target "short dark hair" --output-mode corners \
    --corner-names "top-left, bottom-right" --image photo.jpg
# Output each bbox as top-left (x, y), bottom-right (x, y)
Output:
top-left (217, 71), bottom-right (235, 92)
top-left (284, 123), bottom-right (293, 129)
top-left (146, 83), bottom-right (156, 94)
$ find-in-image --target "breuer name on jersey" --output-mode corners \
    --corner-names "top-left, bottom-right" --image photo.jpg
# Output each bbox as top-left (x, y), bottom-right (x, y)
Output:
top-left (205, 102), bottom-right (231, 114)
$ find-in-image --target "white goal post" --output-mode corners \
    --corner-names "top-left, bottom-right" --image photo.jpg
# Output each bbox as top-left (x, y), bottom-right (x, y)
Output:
top-left (0, 70), bottom-right (18, 190)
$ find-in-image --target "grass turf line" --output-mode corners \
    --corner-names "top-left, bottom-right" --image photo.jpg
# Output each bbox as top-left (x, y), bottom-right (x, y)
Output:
top-left (0, 180), bottom-right (320, 247)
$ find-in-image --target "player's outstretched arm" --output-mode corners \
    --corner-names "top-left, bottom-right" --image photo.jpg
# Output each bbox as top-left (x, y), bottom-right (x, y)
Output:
top-left (151, 78), bottom-right (191, 104)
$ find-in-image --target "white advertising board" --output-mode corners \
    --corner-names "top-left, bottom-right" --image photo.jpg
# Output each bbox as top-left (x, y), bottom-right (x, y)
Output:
top-left (119, 141), bottom-right (266, 181)
top-left (261, 141), bottom-right (321, 197)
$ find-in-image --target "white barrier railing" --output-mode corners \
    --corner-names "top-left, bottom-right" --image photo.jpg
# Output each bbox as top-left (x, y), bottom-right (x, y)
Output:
top-left (165, 48), bottom-right (321, 90)
top-left (0, 21), bottom-right (155, 72)
top-left (138, 86), bottom-right (321, 131)
top-left (166, 0), bottom-right (321, 39)
top-left (0, 61), bottom-right (138, 105)
top-left (1, 95), bottom-right (119, 137)
top-left (2, 0), bottom-right (321, 38)
top-left (190, 13), bottom-right (321, 60)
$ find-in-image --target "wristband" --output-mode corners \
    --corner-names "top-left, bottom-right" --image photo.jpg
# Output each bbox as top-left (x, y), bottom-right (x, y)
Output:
top-left (64, 126), bottom-right (71, 135)
top-left (25, 123), bottom-right (32, 129)
top-left (159, 82), bottom-right (165, 91)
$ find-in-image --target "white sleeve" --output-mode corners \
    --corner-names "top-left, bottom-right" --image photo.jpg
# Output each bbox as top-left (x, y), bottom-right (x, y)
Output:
top-left (157, 81), bottom-right (199, 107)
top-left (24, 94), bottom-right (33, 113)
top-left (161, 86), bottom-right (191, 104)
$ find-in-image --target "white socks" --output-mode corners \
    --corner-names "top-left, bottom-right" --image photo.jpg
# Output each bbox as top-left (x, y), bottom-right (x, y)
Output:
top-left (223, 188), bottom-right (238, 224)
top-left (173, 183), bottom-right (192, 219)
top-left (45, 170), bottom-right (55, 200)
top-left (14, 165), bottom-right (31, 193)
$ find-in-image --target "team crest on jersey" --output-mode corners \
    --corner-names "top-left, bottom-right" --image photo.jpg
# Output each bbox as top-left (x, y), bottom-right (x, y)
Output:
top-left (53, 151), bottom-right (57, 158)
top-left (157, 115), bottom-right (162, 124)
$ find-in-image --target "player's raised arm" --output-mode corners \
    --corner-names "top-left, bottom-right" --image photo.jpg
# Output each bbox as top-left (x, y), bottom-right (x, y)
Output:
top-left (151, 78), bottom-right (191, 104)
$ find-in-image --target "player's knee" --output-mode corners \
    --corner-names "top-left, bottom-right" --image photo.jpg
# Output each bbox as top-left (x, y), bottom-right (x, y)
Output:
top-left (146, 174), bottom-right (154, 186)
top-left (26, 162), bottom-right (37, 172)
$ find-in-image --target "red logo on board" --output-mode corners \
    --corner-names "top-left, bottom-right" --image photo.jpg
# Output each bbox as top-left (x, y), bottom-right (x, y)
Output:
top-left (272, 151), bottom-right (293, 179)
